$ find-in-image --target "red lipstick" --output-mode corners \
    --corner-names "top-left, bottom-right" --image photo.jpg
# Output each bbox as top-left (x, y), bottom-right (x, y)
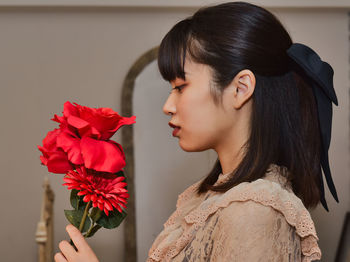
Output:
top-left (172, 127), bottom-right (180, 137)
top-left (169, 122), bottom-right (181, 137)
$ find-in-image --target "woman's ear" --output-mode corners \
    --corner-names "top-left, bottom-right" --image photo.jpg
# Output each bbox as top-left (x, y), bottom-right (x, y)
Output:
top-left (231, 69), bottom-right (256, 109)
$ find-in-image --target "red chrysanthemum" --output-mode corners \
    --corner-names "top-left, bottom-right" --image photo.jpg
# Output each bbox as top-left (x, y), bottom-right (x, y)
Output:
top-left (63, 166), bottom-right (129, 215)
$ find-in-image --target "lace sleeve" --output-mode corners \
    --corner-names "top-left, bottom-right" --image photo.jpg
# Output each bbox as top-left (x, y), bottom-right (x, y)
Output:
top-left (209, 200), bottom-right (303, 262)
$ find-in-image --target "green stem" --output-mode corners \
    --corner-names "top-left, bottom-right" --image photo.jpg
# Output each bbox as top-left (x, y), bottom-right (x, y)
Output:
top-left (85, 223), bottom-right (95, 238)
top-left (79, 201), bottom-right (92, 232)
top-left (85, 209), bottom-right (102, 238)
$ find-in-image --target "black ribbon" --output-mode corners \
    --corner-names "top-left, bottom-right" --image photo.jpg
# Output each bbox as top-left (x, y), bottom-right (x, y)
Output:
top-left (287, 43), bottom-right (339, 212)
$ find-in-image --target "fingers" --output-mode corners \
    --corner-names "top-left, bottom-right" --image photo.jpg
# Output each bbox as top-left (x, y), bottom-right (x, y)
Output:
top-left (54, 252), bottom-right (67, 262)
top-left (56, 224), bottom-right (99, 262)
top-left (65, 224), bottom-right (92, 253)
top-left (58, 240), bottom-right (76, 261)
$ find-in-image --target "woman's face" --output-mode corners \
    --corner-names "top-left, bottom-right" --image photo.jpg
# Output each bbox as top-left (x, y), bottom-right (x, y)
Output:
top-left (162, 58), bottom-right (236, 152)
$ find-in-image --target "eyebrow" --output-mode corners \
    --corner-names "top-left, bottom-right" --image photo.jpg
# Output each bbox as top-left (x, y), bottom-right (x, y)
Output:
top-left (171, 75), bottom-right (189, 84)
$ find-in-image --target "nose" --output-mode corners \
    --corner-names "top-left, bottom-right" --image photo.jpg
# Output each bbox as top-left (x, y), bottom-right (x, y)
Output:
top-left (162, 92), bottom-right (176, 116)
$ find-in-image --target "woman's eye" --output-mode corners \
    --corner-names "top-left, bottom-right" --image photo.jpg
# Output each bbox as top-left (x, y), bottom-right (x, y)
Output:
top-left (170, 85), bottom-right (186, 94)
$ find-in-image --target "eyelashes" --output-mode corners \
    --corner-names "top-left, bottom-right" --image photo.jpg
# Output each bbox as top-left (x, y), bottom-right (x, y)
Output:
top-left (169, 84), bottom-right (186, 94)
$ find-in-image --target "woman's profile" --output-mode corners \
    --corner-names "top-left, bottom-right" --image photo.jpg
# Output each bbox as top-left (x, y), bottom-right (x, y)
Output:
top-left (54, 2), bottom-right (339, 261)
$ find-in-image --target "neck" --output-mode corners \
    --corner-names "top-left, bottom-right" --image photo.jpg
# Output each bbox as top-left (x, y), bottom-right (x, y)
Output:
top-left (215, 118), bottom-right (250, 175)
top-left (215, 140), bottom-right (246, 175)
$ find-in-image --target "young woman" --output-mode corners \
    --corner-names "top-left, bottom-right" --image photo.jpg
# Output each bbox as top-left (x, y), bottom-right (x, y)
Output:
top-left (54, 2), bottom-right (339, 261)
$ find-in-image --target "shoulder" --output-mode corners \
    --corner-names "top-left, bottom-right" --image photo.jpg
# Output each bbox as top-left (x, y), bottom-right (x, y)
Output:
top-left (210, 172), bottom-right (322, 261)
top-left (218, 198), bottom-right (283, 224)
top-left (215, 171), bottom-right (318, 238)
top-left (213, 199), bottom-right (295, 241)
top-left (207, 199), bottom-right (306, 262)
top-left (215, 199), bottom-right (292, 242)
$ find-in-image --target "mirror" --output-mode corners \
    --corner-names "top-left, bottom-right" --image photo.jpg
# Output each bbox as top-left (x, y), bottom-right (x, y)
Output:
top-left (121, 47), bottom-right (217, 262)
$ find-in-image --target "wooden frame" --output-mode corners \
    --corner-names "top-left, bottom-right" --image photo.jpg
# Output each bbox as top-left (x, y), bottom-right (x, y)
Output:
top-left (121, 46), bottom-right (158, 262)
top-left (335, 212), bottom-right (350, 262)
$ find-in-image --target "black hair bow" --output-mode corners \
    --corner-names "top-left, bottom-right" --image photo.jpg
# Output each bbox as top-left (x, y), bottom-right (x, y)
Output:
top-left (287, 43), bottom-right (339, 212)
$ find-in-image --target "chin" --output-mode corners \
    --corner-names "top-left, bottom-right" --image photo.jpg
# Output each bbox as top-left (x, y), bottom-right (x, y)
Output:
top-left (179, 139), bottom-right (209, 152)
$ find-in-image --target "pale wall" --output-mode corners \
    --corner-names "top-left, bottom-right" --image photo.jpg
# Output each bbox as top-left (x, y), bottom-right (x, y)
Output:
top-left (0, 5), bottom-right (348, 262)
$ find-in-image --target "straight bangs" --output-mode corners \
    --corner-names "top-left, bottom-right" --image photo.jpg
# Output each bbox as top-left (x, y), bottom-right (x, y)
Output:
top-left (157, 18), bottom-right (194, 82)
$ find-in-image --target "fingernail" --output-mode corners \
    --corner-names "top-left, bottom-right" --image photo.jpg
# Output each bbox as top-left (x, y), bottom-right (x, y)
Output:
top-left (66, 224), bottom-right (73, 232)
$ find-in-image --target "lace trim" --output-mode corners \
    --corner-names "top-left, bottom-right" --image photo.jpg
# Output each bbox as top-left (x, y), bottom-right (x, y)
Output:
top-left (147, 164), bottom-right (321, 262)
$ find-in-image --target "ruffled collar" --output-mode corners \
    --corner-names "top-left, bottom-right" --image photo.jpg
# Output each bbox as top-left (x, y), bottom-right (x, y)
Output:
top-left (214, 163), bottom-right (291, 188)
top-left (147, 163), bottom-right (321, 262)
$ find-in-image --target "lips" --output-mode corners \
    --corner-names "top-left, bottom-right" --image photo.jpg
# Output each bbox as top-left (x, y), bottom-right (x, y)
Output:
top-left (169, 122), bottom-right (181, 136)
top-left (169, 122), bottom-right (180, 128)
top-left (172, 127), bottom-right (180, 137)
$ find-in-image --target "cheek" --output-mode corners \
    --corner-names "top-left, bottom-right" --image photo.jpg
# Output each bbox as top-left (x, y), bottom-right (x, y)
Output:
top-left (179, 97), bottom-right (223, 148)
top-left (179, 94), bottom-right (212, 132)
top-left (178, 121), bottom-right (217, 152)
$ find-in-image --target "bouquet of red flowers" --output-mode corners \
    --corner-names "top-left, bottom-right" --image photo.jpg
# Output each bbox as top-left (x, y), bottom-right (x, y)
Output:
top-left (38, 101), bottom-right (136, 241)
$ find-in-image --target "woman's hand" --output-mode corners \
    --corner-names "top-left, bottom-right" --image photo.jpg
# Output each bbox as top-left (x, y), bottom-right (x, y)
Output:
top-left (54, 224), bottom-right (99, 262)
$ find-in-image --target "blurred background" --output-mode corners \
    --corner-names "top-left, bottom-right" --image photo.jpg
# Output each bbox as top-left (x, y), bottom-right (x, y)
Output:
top-left (0, 0), bottom-right (349, 261)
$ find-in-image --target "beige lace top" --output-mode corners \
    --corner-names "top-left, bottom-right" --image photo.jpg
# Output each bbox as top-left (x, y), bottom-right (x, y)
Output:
top-left (146, 164), bottom-right (321, 262)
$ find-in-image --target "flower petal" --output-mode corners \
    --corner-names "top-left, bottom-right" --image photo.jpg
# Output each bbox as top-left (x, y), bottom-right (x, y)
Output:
top-left (74, 102), bottom-right (136, 140)
top-left (51, 114), bottom-right (66, 125)
top-left (67, 115), bottom-right (97, 138)
top-left (46, 152), bottom-right (72, 174)
top-left (41, 129), bottom-right (61, 151)
top-left (62, 167), bottom-right (129, 217)
top-left (83, 195), bottom-right (91, 202)
top-left (108, 115), bottom-right (136, 136)
top-left (80, 137), bottom-right (126, 173)
top-left (67, 115), bottom-right (90, 130)
top-left (63, 101), bottom-right (79, 118)
top-left (116, 204), bottom-right (122, 213)
top-left (56, 131), bottom-right (83, 165)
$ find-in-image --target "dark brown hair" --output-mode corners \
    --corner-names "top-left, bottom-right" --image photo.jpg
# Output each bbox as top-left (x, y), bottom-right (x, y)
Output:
top-left (157, 1), bottom-right (322, 209)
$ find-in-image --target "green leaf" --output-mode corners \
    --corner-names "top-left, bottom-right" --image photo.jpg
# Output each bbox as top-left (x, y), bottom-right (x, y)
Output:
top-left (64, 209), bottom-right (91, 233)
top-left (78, 200), bottom-right (87, 211)
top-left (115, 170), bottom-right (124, 176)
top-left (70, 189), bottom-right (80, 209)
top-left (85, 225), bottom-right (102, 238)
top-left (70, 189), bottom-right (87, 211)
top-left (96, 209), bottom-right (127, 229)
top-left (89, 207), bottom-right (103, 223)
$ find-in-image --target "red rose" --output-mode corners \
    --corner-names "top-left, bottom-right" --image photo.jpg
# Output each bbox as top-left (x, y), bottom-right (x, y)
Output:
top-left (38, 129), bottom-right (72, 174)
top-left (51, 101), bottom-right (135, 173)
top-left (53, 101), bottom-right (136, 140)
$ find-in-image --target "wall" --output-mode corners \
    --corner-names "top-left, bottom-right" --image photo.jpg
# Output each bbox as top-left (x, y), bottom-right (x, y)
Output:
top-left (0, 5), bottom-right (348, 262)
